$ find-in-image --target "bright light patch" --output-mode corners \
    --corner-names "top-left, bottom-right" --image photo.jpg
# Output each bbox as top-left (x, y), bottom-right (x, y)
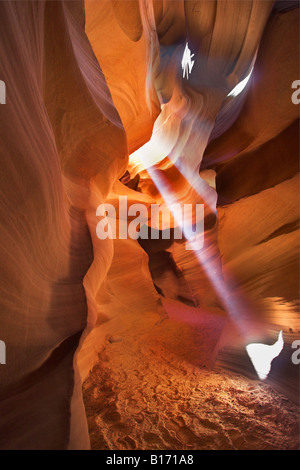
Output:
top-left (129, 127), bottom-right (172, 169)
top-left (227, 67), bottom-right (253, 97)
top-left (246, 330), bottom-right (284, 380)
top-left (181, 43), bottom-right (195, 80)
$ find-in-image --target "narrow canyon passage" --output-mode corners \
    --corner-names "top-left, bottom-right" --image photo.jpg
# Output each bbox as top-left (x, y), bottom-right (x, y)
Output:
top-left (81, 0), bottom-right (300, 450)
top-left (0, 0), bottom-right (299, 451)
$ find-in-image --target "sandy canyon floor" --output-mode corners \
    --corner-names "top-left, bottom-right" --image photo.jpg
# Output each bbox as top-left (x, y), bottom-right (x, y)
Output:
top-left (82, 300), bottom-right (299, 451)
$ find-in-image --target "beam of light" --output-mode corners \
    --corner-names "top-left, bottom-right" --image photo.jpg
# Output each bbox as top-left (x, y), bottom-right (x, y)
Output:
top-left (132, 148), bottom-right (284, 379)
top-left (129, 98), bottom-right (277, 378)
top-left (144, 165), bottom-right (201, 245)
top-left (134, 155), bottom-right (249, 325)
top-left (175, 220), bottom-right (285, 381)
top-left (227, 67), bottom-right (254, 97)
top-left (246, 330), bottom-right (284, 380)
top-left (131, 148), bottom-right (254, 336)
top-left (129, 129), bottom-right (217, 212)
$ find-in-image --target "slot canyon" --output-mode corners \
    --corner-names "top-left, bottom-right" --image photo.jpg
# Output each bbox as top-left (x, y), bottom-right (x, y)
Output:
top-left (0, 0), bottom-right (299, 451)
